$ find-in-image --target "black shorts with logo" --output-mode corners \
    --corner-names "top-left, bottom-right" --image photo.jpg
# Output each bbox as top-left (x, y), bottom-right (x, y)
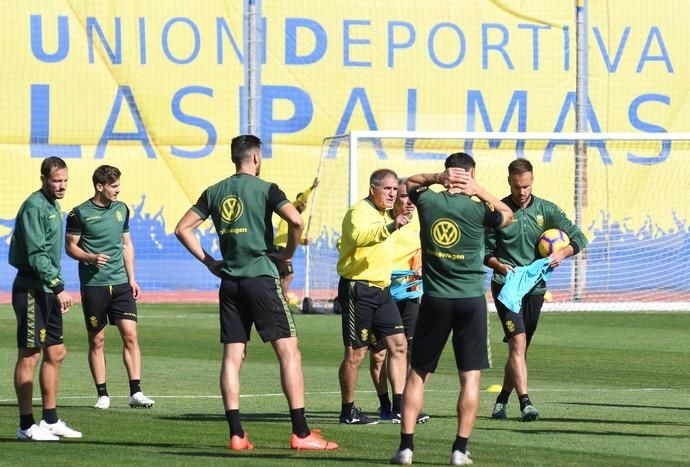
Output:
top-left (219, 275), bottom-right (296, 343)
top-left (270, 246), bottom-right (294, 277)
top-left (81, 283), bottom-right (137, 332)
top-left (491, 281), bottom-right (544, 346)
top-left (338, 277), bottom-right (405, 349)
top-left (411, 294), bottom-right (490, 373)
top-left (12, 283), bottom-right (64, 348)
top-left (369, 297), bottom-right (419, 352)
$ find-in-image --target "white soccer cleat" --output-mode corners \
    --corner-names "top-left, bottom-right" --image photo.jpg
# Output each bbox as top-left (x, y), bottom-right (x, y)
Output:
top-left (450, 450), bottom-right (473, 465)
top-left (94, 395), bottom-right (111, 409)
top-left (390, 448), bottom-right (413, 465)
top-left (39, 419), bottom-right (83, 438)
top-left (16, 424), bottom-right (59, 441)
top-left (128, 391), bottom-right (155, 408)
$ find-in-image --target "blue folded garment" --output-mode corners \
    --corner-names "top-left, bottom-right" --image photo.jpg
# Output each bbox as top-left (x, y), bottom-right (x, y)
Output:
top-left (497, 258), bottom-right (552, 313)
top-left (390, 269), bottom-right (423, 302)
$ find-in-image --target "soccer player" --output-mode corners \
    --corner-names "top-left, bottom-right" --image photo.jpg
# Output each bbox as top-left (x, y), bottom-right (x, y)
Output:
top-left (390, 153), bottom-right (513, 465)
top-left (368, 179), bottom-right (428, 424)
top-left (486, 159), bottom-right (588, 421)
top-left (272, 177), bottom-right (319, 296)
top-left (336, 169), bottom-right (409, 425)
top-left (65, 165), bottom-right (154, 410)
top-left (174, 134), bottom-right (337, 451)
top-left (9, 156), bottom-right (82, 441)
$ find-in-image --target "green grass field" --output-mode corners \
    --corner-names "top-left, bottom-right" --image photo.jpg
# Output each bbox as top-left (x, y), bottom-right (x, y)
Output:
top-left (1, 304), bottom-right (689, 466)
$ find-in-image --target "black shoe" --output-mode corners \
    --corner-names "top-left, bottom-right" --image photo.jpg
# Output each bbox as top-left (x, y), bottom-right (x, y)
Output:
top-left (416, 412), bottom-right (430, 424)
top-left (339, 406), bottom-right (379, 425)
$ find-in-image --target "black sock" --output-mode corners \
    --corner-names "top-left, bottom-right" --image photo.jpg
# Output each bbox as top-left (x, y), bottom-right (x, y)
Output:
top-left (518, 394), bottom-right (532, 411)
top-left (378, 392), bottom-right (392, 411)
top-left (341, 401), bottom-right (354, 417)
top-left (392, 393), bottom-right (403, 413)
top-left (129, 379), bottom-right (141, 396)
top-left (20, 413), bottom-right (35, 430)
top-left (399, 432), bottom-right (414, 451)
top-left (225, 409), bottom-right (244, 437)
top-left (96, 383), bottom-right (109, 397)
top-left (290, 407), bottom-right (311, 438)
top-left (496, 389), bottom-right (511, 405)
top-left (42, 407), bottom-right (58, 424)
top-left (452, 436), bottom-right (468, 454)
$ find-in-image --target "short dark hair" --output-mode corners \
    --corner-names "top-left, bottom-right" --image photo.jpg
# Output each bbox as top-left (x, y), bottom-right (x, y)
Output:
top-left (92, 165), bottom-right (121, 188)
top-left (508, 159), bottom-right (533, 176)
top-left (370, 169), bottom-right (398, 187)
top-left (40, 157), bottom-right (67, 178)
top-left (445, 152), bottom-right (475, 171)
top-left (231, 135), bottom-right (262, 164)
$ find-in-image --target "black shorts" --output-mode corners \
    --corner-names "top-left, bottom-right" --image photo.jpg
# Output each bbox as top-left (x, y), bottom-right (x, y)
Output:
top-left (81, 283), bottom-right (137, 332)
top-left (411, 295), bottom-right (490, 373)
top-left (219, 275), bottom-right (296, 343)
top-left (491, 282), bottom-right (544, 346)
top-left (12, 284), bottom-right (63, 348)
top-left (270, 246), bottom-right (294, 277)
top-left (369, 298), bottom-right (419, 352)
top-left (338, 277), bottom-right (405, 349)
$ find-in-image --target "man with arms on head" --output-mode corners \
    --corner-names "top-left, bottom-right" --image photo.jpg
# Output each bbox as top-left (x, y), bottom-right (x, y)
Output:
top-left (390, 153), bottom-right (512, 465)
top-left (368, 179), bottom-right (428, 424)
top-left (272, 177), bottom-right (319, 296)
top-left (9, 156), bottom-right (81, 441)
top-left (175, 135), bottom-right (337, 451)
top-left (486, 159), bottom-right (588, 421)
top-left (336, 169), bottom-right (409, 425)
top-left (65, 165), bottom-right (154, 410)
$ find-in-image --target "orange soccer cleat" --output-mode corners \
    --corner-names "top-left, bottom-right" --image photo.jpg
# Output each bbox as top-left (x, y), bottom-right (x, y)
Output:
top-left (228, 432), bottom-right (254, 450)
top-left (290, 429), bottom-right (339, 450)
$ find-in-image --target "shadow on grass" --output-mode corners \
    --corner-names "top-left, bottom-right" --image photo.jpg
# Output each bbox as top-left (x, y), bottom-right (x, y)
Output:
top-left (160, 450), bottom-right (383, 463)
top-left (477, 425), bottom-right (690, 439)
top-left (559, 401), bottom-right (690, 412)
top-left (0, 438), bottom-right (218, 449)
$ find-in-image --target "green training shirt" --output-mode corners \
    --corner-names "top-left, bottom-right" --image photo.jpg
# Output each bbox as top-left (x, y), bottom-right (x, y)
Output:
top-left (485, 194), bottom-right (589, 294)
top-left (410, 186), bottom-right (504, 299)
top-left (9, 190), bottom-right (65, 294)
top-left (192, 173), bottom-right (289, 278)
top-left (66, 200), bottom-right (130, 286)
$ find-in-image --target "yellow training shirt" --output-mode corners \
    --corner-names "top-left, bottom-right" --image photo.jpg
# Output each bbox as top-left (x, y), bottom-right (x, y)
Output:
top-left (390, 214), bottom-right (421, 271)
top-left (337, 198), bottom-right (396, 287)
top-left (273, 185), bottom-right (315, 248)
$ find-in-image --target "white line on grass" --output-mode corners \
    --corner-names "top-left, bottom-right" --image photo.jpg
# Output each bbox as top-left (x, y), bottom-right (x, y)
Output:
top-left (0, 387), bottom-right (675, 404)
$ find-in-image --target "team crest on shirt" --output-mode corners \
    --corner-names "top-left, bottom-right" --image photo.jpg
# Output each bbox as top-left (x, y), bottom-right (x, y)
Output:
top-left (220, 196), bottom-right (243, 224)
top-left (360, 328), bottom-right (369, 343)
top-left (90, 316), bottom-right (99, 328)
top-left (536, 215), bottom-right (544, 228)
top-left (506, 320), bottom-right (515, 332)
top-left (115, 210), bottom-right (123, 223)
top-left (431, 218), bottom-right (460, 247)
top-left (39, 328), bottom-right (47, 343)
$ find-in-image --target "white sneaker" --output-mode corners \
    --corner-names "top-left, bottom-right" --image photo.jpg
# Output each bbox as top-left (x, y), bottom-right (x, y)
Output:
top-left (390, 448), bottom-right (413, 465)
top-left (450, 450), bottom-right (473, 465)
top-left (39, 419), bottom-right (82, 438)
top-left (94, 395), bottom-right (111, 409)
top-left (16, 424), bottom-right (59, 441)
top-left (128, 391), bottom-right (155, 408)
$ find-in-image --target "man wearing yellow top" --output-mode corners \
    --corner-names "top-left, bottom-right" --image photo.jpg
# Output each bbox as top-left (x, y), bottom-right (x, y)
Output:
top-left (368, 179), bottom-right (429, 424)
top-left (336, 169), bottom-right (411, 425)
top-left (272, 178), bottom-right (318, 296)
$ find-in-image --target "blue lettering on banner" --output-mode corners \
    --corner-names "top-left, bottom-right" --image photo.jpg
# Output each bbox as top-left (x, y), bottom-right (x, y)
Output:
top-left (285, 18), bottom-right (327, 65)
top-left (628, 94), bottom-right (670, 164)
top-left (30, 84), bottom-right (82, 158)
top-left (638, 27), bottom-right (673, 73)
top-left (30, 15), bottom-right (70, 63)
top-left (388, 21), bottom-right (415, 68)
top-left (162, 17), bottom-right (201, 64)
top-left (330, 88), bottom-right (385, 159)
top-left (138, 17), bottom-right (147, 64)
top-left (482, 23), bottom-right (513, 70)
top-left (594, 26), bottom-right (629, 72)
top-left (343, 20), bottom-right (371, 67)
top-left (171, 86), bottom-right (217, 159)
top-left (96, 86), bottom-right (155, 159)
top-left (405, 88), bottom-right (445, 160)
top-left (517, 23), bottom-right (549, 70)
top-left (86, 16), bottom-right (122, 64)
top-left (217, 17), bottom-right (244, 64)
top-left (428, 23), bottom-right (465, 69)
top-left (563, 25), bottom-right (570, 71)
top-left (466, 90), bottom-right (527, 156)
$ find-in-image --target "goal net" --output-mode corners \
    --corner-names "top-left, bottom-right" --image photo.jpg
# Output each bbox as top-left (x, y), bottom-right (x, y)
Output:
top-left (304, 131), bottom-right (690, 312)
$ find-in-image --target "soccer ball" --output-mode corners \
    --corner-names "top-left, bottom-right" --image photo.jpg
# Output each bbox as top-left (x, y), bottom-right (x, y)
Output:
top-left (285, 291), bottom-right (299, 305)
top-left (537, 229), bottom-right (570, 257)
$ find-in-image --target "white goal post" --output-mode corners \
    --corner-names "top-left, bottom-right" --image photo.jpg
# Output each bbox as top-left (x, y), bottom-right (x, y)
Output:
top-left (304, 131), bottom-right (690, 312)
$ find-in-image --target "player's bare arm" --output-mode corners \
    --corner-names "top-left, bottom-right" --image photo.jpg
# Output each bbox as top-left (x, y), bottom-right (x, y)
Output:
top-left (175, 209), bottom-right (223, 277)
top-left (65, 233), bottom-right (110, 267)
top-left (274, 202), bottom-right (304, 262)
top-left (123, 232), bottom-right (141, 299)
